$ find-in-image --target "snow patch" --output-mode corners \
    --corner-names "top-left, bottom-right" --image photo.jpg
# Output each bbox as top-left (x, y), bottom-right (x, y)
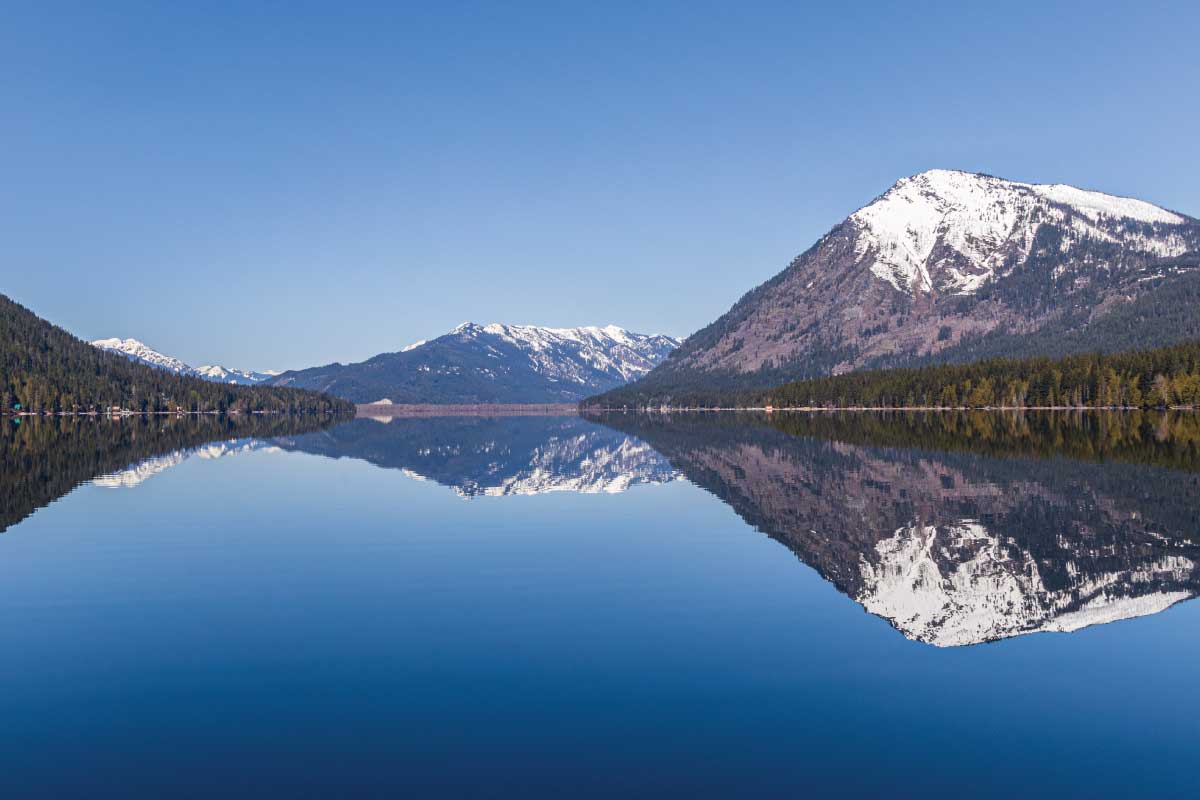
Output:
top-left (849, 169), bottom-right (1190, 295)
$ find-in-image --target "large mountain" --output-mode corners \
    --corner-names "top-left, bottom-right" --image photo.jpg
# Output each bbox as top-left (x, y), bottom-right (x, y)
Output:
top-left (595, 170), bottom-right (1200, 405)
top-left (91, 337), bottom-right (278, 385)
top-left (269, 323), bottom-right (680, 404)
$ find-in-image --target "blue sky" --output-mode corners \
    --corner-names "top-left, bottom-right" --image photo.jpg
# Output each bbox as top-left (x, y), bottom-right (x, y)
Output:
top-left (3, 1), bottom-right (1198, 370)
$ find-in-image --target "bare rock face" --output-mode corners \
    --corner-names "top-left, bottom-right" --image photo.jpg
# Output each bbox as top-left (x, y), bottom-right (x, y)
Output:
top-left (602, 170), bottom-right (1200, 403)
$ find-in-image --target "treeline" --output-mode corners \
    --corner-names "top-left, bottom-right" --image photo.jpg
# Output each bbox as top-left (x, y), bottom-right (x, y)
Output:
top-left (1, 293), bottom-right (354, 415)
top-left (588, 340), bottom-right (1200, 411)
top-left (587, 408), bottom-right (1200, 475)
top-left (899, 267), bottom-right (1200, 369)
top-left (753, 340), bottom-right (1200, 409)
top-left (764, 409), bottom-right (1200, 474)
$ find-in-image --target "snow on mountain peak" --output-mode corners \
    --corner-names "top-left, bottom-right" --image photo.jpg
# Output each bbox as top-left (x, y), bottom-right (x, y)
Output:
top-left (91, 338), bottom-right (275, 385)
top-left (91, 337), bottom-right (192, 374)
top-left (415, 322), bottom-right (682, 386)
top-left (849, 169), bottom-right (1190, 295)
top-left (194, 365), bottom-right (278, 384)
top-left (1028, 182), bottom-right (1184, 225)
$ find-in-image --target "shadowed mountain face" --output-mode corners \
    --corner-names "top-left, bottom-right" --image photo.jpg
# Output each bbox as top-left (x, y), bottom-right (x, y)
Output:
top-left (275, 416), bottom-right (678, 497)
top-left (588, 411), bottom-right (1200, 646)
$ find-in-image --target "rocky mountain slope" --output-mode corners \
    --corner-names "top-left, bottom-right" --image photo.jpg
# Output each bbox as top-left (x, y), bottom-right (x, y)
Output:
top-left (270, 323), bottom-right (679, 404)
top-left (596, 170), bottom-right (1200, 404)
top-left (91, 338), bottom-right (278, 385)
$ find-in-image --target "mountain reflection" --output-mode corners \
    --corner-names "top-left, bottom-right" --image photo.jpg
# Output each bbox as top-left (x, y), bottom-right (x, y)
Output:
top-left (0, 414), bottom-right (341, 533)
top-left (7, 408), bottom-right (1199, 647)
top-left (588, 411), bottom-right (1200, 646)
top-left (275, 416), bottom-right (677, 497)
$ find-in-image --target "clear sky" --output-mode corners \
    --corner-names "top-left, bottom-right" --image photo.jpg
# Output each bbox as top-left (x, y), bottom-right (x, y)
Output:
top-left (3, 1), bottom-right (1198, 371)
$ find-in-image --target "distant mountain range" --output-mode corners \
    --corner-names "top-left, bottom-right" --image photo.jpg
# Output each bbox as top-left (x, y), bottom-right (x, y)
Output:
top-left (91, 338), bottom-right (279, 385)
top-left (269, 323), bottom-right (679, 404)
top-left (594, 169), bottom-right (1200, 405)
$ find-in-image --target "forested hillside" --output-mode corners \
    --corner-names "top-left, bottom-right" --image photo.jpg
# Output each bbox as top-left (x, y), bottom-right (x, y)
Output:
top-left (1, 294), bottom-right (352, 415)
top-left (586, 341), bottom-right (1200, 410)
top-left (753, 341), bottom-right (1200, 410)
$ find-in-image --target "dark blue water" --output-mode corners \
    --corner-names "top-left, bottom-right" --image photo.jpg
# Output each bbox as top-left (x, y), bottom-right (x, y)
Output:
top-left (1, 412), bottom-right (1197, 797)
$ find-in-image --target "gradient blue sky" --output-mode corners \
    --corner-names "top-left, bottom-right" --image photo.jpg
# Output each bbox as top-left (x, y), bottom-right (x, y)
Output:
top-left (3, 1), bottom-right (1198, 370)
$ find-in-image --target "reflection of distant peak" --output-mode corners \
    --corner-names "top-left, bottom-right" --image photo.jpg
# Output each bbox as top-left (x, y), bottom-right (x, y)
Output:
top-left (1, 415), bottom-right (340, 536)
top-left (92, 451), bottom-right (188, 489)
top-left (448, 436), bottom-right (675, 498)
top-left (93, 438), bottom-right (276, 488)
top-left (277, 416), bottom-right (678, 498)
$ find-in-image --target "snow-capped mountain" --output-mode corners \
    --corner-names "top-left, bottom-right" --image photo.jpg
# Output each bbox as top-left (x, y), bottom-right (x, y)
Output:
top-left (193, 364), bottom-right (280, 385)
top-left (451, 322), bottom-right (678, 385)
top-left (270, 324), bottom-right (680, 403)
top-left (91, 338), bottom-right (277, 385)
top-left (851, 169), bottom-right (1188, 295)
top-left (598, 169), bottom-right (1200, 404)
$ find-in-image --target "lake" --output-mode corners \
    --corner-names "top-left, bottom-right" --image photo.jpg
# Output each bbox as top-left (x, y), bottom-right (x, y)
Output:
top-left (2, 411), bottom-right (1198, 797)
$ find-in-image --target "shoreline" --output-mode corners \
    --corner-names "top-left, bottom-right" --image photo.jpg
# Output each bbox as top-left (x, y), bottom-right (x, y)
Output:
top-left (356, 403), bottom-right (580, 418)
top-left (581, 405), bottom-right (1200, 413)
top-left (2, 410), bottom-right (345, 418)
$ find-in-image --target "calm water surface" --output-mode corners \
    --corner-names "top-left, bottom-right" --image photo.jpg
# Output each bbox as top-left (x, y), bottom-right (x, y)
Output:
top-left (1, 411), bottom-right (1198, 797)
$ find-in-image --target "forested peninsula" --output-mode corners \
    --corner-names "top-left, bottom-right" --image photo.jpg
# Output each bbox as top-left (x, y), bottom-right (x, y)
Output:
top-left (1, 294), bottom-right (352, 416)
